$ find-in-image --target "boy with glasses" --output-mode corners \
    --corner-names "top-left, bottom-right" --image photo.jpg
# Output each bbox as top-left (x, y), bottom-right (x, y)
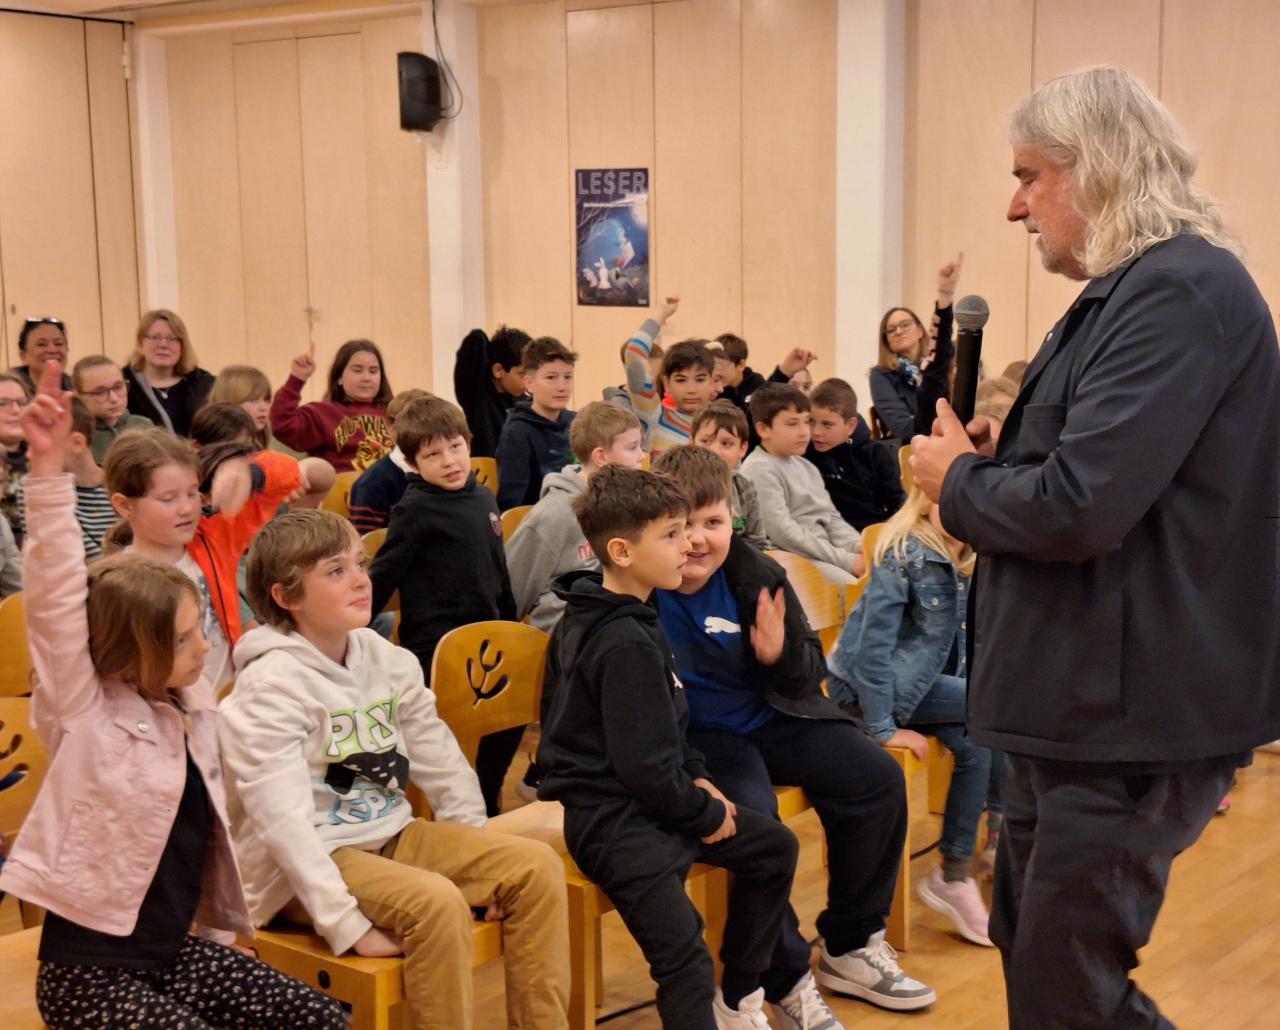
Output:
top-left (73, 355), bottom-right (153, 464)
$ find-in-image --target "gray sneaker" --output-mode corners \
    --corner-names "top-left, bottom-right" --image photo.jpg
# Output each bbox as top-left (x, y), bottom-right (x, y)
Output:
top-left (770, 971), bottom-right (845, 1029)
top-left (814, 931), bottom-right (936, 1011)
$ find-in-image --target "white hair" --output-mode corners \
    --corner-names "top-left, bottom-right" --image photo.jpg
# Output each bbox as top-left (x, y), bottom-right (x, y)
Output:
top-left (1010, 66), bottom-right (1240, 278)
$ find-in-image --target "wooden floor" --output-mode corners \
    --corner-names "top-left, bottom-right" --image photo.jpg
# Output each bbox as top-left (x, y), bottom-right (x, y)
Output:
top-left (3, 752), bottom-right (1277, 1028)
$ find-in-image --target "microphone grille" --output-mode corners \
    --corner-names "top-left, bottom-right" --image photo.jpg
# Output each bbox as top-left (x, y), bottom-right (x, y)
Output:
top-left (954, 294), bottom-right (990, 330)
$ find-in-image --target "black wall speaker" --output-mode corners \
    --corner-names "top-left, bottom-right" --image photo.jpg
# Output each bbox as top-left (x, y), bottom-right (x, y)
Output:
top-left (398, 52), bottom-right (442, 132)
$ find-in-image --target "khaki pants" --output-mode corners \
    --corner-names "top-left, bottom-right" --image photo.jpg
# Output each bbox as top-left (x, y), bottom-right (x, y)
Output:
top-left (330, 818), bottom-right (570, 1030)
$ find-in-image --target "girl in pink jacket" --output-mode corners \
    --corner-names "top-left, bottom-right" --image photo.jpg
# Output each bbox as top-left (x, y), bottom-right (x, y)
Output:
top-left (0, 363), bottom-right (345, 1030)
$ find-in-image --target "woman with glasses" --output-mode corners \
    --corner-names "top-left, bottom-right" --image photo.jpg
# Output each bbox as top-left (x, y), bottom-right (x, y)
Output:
top-left (9, 318), bottom-right (73, 393)
top-left (0, 371), bottom-right (32, 545)
top-left (869, 255), bottom-right (964, 441)
top-left (72, 355), bottom-right (154, 463)
top-left (122, 309), bottom-right (215, 437)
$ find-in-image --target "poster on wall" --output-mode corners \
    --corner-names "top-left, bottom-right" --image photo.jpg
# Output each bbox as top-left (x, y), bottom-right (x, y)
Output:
top-left (575, 168), bottom-right (649, 307)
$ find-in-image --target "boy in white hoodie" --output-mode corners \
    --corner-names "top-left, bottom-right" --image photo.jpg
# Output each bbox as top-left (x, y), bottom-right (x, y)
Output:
top-left (219, 508), bottom-right (570, 1030)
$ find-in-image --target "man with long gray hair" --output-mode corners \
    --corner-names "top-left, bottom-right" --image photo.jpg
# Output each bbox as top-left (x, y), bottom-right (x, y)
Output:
top-left (911, 66), bottom-right (1279, 1027)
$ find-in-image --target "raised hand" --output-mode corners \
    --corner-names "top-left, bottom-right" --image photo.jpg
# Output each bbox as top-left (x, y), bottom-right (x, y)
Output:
top-left (21, 360), bottom-right (75, 477)
top-left (658, 295), bottom-right (680, 324)
top-left (749, 587), bottom-right (786, 665)
top-left (291, 341), bottom-right (318, 382)
top-left (937, 252), bottom-right (964, 301)
top-left (778, 347), bottom-right (818, 376)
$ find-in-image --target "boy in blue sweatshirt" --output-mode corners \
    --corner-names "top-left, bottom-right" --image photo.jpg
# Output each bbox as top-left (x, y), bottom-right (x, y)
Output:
top-left (496, 337), bottom-right (577, 509)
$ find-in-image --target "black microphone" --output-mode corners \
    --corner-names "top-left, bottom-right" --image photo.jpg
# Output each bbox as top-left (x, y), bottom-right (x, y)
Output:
top-left (951, 294), bottom-right (989, 425)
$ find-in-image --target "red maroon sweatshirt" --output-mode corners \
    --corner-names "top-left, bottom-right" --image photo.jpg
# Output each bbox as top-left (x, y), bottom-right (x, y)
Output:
top-left (269, 374), bottom-right (393, 473)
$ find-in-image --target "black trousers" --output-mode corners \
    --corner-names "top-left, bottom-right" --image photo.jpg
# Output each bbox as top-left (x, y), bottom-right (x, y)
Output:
top-left (688, 715), bottom-right (908, 1001)
top-left (564, 800), bottom-right (799, 1030)
top-left (994, 753), bottom-right (1244, 1030)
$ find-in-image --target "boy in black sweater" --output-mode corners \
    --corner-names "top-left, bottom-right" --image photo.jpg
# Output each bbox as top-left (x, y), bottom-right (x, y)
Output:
top-left (369, 396), bottom-right (518, 814)
top-left (807, 378), bottom-right (906, 530)
top-left (538, 465), bottom-right (799, 1030)
top-left (453, 326), bottom-right (530, 458)
top-left (496, 337), bottom-right (577, 509)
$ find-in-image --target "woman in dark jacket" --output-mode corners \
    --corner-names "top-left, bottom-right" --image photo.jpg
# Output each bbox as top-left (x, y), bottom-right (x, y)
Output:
top-left (123, 308), bottom-right (215, 437)
top-left (869, 254), bottom-right (963, 440)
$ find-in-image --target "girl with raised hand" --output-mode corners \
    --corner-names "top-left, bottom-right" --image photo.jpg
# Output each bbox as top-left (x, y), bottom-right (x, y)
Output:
top-left (0, 360), bottom-right (345, 1030)
top-left (270, 339), bottom-right (394, 473)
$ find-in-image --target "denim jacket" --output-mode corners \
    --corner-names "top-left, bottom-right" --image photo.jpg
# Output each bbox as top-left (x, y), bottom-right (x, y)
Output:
top-left (827, 535), bottom-right (968, 741)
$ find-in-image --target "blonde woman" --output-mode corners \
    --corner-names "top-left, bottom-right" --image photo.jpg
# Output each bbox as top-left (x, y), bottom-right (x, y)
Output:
top-left (827, 483), bottom-right (993, 948)
top-left (122, 309), bottom-right (215, 437)
top-left (209, 364), bottom-right (274, 449)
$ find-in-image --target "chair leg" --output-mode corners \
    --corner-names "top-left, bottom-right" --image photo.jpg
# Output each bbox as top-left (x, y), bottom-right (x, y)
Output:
top-left (567, 886), bottom-right (599, 1030)
top-left (886, 749), bottom-right (912, 951)
top-left (699, 868), bottom-right (729, 980)
top-left (927, 739), bottom-right (953, 817)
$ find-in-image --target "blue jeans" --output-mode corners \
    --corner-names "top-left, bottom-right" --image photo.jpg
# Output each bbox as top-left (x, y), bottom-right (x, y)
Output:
top-left (905, 674), bottom-right (991, 862)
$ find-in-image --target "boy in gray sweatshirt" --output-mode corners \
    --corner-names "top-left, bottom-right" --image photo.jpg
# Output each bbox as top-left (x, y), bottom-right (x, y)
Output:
top-left (506, 402), bottom-right (645, 632)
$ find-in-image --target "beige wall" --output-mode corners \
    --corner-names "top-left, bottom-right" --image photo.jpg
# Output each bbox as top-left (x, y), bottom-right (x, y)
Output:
top-left (478, 0), bottom-right (838, 406)
top-left (904, 0), bottom-right (1280, 377)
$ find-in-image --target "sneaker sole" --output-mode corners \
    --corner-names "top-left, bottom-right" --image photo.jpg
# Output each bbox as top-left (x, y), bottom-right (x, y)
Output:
top-left (813, 965), bottom-right (937, 1012)
top-left (916, 878), bottom-right (994, 947)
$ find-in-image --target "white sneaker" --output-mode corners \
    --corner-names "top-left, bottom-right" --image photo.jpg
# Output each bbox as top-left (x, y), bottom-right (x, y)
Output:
top-left (815, 931), bottom-right (936, 1012)
top-left (713, 986), bottom-right (774, 1029)
top-left (917, 867), bottom-right (993, 947)
top-left (770, 971), bottom-right (845, 1029)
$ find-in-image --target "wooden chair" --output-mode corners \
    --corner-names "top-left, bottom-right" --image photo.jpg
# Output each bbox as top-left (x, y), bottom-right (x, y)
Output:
top-left (0, 697), bottom-right (51, 930)
top-left (854, 522), bottom-right (885, 594)
top-left (500, 505), bottom-right (533, 543)
top-left (431, 622), bottom-right (726, 1028)
top-left (359, 529), bottom-right (399, 641)
top-left (0, 928), bottom-right (43, 1030)
top-left (765, 550), bottom-right (846, 655)
top-left (898, 443), bottom-right (914, 494)
top-left (470, 457), bottom-right (498, 495)
top-left (320, 470), bottom-right (361, 521)
top-left (0, 594), bottom-right (35, 697)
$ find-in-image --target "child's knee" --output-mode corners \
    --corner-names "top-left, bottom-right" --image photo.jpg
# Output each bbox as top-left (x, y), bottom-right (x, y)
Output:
top-left (403, 875), bottom-right (474, 934)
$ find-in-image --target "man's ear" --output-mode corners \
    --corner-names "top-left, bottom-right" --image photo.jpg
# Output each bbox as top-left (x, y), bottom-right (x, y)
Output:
top-left (604, 535), bottom-right (632, 568)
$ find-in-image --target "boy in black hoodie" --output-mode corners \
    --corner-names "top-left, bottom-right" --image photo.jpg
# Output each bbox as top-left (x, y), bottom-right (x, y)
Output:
top-left (806, 378), bottom-right (906, 530)
top-left (537, 465), bottom-right (799, 1030)
top-left (496, 337), bottom-right (577, 509)
top-left (453, 325), bottom-right (530, 458)
top-left (369, 396), bottom-right (519, 815)
top-left (651, 447), bottom-right (935, 1023)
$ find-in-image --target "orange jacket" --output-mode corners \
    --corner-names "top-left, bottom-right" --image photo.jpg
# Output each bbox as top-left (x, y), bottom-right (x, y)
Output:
top-left (187, 449), bottom-right (301, 645)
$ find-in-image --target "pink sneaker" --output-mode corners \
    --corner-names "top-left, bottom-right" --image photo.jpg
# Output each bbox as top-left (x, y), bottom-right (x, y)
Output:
top-left (917, 867), bottom-right (993, 947)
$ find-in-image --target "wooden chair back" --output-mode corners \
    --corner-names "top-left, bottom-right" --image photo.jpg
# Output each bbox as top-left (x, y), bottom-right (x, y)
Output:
top-left (868, 405), bottom-right (887, 440)
top-left (429, 621), bottom-right (548, 765)
top-left (470, 457), bottom-right (498, 495)
top-left (765, 550), bottom-right (846, 655)
top-left (359, 527), bottom-right (386, 565)
top-left (0, 593), bottom-right (35, 697)
top-left (501, 505), bottom-right (533, 542)
top-left (856, 522), bottom-right (885, 590)
top-left (0, 697), bottom-right (50, 841)
top-left (319, 470), bottom-right (361, 520)
top-left (898, 443), bottom-right (914, 494)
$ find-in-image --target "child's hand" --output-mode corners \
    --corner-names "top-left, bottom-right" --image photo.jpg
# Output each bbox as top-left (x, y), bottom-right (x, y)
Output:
top-left (209, 457), bottom-right (253, 517)
top-left (21, 361), bottom-right (75, 477)
top-left (937, 251), bottom-right (964, 299)
top-left (694, 777), bottom-right (737, 818)
top-left (750, 587), bottom-right (786, 666)
top-left (657, 295), bottom-right (680, 324)
top-left (352, 927), bottom-right (404, 957)
top-left (700, 805), bottom-right (737, 845)
top-left (882, 728), bottom-right (930, 762)
top-left (291, 341), bottom-right (318, 382)
top-left (483, 900), bottom-right (507, 921)
top-left (292, 457), bottom-right (336, 508)
top-left (778, 347), bottom-right (818, 376)
top-left (850, 552), bottom-right (867, 578)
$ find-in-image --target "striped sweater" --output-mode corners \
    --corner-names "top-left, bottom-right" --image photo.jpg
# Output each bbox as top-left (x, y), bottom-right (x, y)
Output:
top-left (623, 319), bottom-right (693, 459)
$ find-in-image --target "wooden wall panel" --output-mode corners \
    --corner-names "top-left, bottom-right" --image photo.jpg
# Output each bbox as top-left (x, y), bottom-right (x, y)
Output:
top-left (1162, 0), bottom-right (1280, 320)
top-left (567, 3), bottom-right (655, 405)
top-left (742, 0), bottom-right (837, 376)
top-left (298, 34), bottom-right (374, 361)
top-left (1024, 0), bottom-right (1161, 346)
top-left (86, 20), bottom-right (140, 356)
top-left (904, 0), bottom-right (1033, 374)
top-left (654, 0), bottom-right (742, 345)
top-left (478, 2), bottom-right (572, 355)
top-left (0, 14), bottom-right (103, 355)
top-left (166, 34), bottom-right (247, 372)
top-left (360, 15), bottom-right (433, 396)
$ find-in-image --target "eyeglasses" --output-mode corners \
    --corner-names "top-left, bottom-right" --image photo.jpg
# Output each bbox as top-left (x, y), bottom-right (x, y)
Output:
top-left (886, 321), bottom-right (918, 336)
top-left (144, 334), bottom-right (181, 344)
top-left (80, 382), bottom-right (128, 400)
top-left (24, 317), bottom-right (64, 328)
top-left (0, 398), bottom-right (28, 412)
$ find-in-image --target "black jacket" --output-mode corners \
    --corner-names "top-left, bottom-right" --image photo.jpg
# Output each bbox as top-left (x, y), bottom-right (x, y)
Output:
top-left (805, 421), bottom-right (906, 531)
top-left (536, 571), bottom-right (726, 837)
top-left (719, 536), bottom-right (852, 724)
top-left (722, 366), bottom-right (769, 449)
top-left (369, 473), bottom-right (516, 666)
top-left (495, 399), bottom-right (575, 509)
top-left (454, 329), bottom-right (516, 459)
top-left (123, 365), bottom-right (215, 438)
top-left (869, 303), bottom-right (954, 441)
top-left (942, 235), bottom-right (1280, 763)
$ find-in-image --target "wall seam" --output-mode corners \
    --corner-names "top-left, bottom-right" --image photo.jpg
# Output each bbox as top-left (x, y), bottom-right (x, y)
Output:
top-left (84, 22), bottom-right (108, 353)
